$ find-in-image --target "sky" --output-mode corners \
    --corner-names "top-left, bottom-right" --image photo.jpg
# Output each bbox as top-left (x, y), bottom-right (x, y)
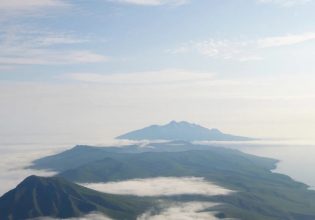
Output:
top-left (1, 0), bottom-right (315, 143)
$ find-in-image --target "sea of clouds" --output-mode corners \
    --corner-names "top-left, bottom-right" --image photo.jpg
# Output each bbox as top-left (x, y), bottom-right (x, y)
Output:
top-left (82, 177), bottom-right (233, 196)
top-left (0, 144), bottom-right (60, 196)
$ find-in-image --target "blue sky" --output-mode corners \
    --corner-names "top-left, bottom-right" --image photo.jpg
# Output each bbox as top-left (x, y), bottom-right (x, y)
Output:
top-left (0, 0), bottom-right (315, 142)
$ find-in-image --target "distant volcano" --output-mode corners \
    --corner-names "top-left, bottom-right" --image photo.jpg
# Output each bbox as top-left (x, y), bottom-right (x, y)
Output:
top-left (116, 121), bottom-right (254, 141)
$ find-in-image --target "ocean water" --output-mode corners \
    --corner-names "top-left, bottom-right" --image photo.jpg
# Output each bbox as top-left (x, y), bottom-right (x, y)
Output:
top-left (204, 140), bottom-right (315, 190)
top-left (242, 144), bottom-right (315, 190)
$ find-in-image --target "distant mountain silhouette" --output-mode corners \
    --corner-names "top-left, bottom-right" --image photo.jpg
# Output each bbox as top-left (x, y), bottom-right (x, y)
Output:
top-left (116, 121), bottom-right (254, 141)
top-left (0, 175), bottom-right (152, 220)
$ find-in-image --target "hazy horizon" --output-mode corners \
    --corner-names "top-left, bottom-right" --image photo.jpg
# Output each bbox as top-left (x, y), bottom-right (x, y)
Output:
top-left (1, 0), bottom-right (315, 141)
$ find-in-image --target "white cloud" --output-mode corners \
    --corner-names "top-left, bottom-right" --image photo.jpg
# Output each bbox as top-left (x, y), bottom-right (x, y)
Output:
top-left (0, 0), bottom-right (68, 11)
top-left (193, 40), bottom-right (245, 59)
top-left (0, 145), bottom-right (58, 196)
top-left (169, 32), bottom-right (315, 61)
top-left (0, 0), bottom-right (69, 20)
top-left (64, 69), bottom-right (215, 85)
top-left (0, 28), bottom-right (108, 65)
top-left (0, 3), bottom-right (109, 66)
top-left (83, 177), bottom-right (233, 219)
top-left (32, 201), bottom-right (227, 220)
top-left (137, 202), bottom-right (227, 220)
top-left (0, 51), bottom-right (108, 65)
top-left (109, 0), bottom-right (189, 6)
top-left (168, 39), bottom-right (260, 62)
top-left (258, 0), bottom-right (313, 7)
top-left (257, 32), bottom-right (315, 48)
top-left (82, 177), bottom-right (233, 196)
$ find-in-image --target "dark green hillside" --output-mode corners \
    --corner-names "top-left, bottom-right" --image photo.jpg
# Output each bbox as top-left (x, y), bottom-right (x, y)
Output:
top-left (59, 150), bottom-right (278, 184)
top-left (30, 144), bottom-right (139, 172)
top-left (0, 175), bottom-right (153, 220)
top-left (30, 142), bottom-right (315, 220)
top-left (57, 150), bottom-right (315, 220)
top-left (30, 141), bottom-right (265, 172)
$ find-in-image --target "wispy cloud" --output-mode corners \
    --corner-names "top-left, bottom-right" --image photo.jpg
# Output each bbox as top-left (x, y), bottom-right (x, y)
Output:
top-left (0, 0), bottom-right (68, 11)
top-left (0, 28), bottom-right (108, 65)
top-left (82, 177), bottom-right (233, 196)
top-left (0, 2), bottom-right (83, 66)
top-left (258, 0), bottom-right (313, 7)
top-left (108, 0), bottom-right (189, 6)
top-left (0, 0), bottom-right (69, 20)
top-left (169, 32), bottom-right (315, 61)
top-left (64, 69), bottom-right (216, 85)
top-left (257, 32), bottom-right (315, 48)
top-left (0, 51), bottom-right (108, 65)
top-left (167, 39), bottom-right (260, 62)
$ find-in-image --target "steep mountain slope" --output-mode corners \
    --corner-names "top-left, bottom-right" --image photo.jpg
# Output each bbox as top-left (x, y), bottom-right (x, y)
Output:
top-left (0, 175), bottom-right (153, 220)
top-left (116, 121), bottom-right (253, 141)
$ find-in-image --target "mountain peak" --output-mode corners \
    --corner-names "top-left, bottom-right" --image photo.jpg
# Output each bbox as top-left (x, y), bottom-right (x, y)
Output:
top-left (17, 175), bottom-right (50, 188)
top-left (169, 120), bottom-right (178, 124)
top-left (167, 120), bottom-right (193, 127)
top-left (116, 121), bottom-right (253, 141)
top-left (21, 174), bottom-right (40, 182)
top-left (0, 175), bottom-right (152, 220)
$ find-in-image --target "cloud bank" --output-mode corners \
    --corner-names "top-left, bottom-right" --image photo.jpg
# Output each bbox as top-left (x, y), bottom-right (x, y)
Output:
top-left (82, 177), bottom-right (233, 196)
top-left (138, 202), bottom-right (227, 220)
top-left (0, 146), bottom-right (58, 196)
top-left (34, 203), bottom-right (229, 220)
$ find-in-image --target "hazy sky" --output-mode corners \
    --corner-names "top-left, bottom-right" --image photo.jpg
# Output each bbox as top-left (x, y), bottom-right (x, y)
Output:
top-left (1, 0), bottom-right (315, 143)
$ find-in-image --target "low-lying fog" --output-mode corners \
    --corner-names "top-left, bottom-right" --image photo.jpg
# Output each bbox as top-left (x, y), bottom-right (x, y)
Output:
top-left (82, 177), bottom-right (233, 196)
top-left (0, 144), bottom-right (61, 196)
top-left (33, 202), bottom-right (231, 220)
